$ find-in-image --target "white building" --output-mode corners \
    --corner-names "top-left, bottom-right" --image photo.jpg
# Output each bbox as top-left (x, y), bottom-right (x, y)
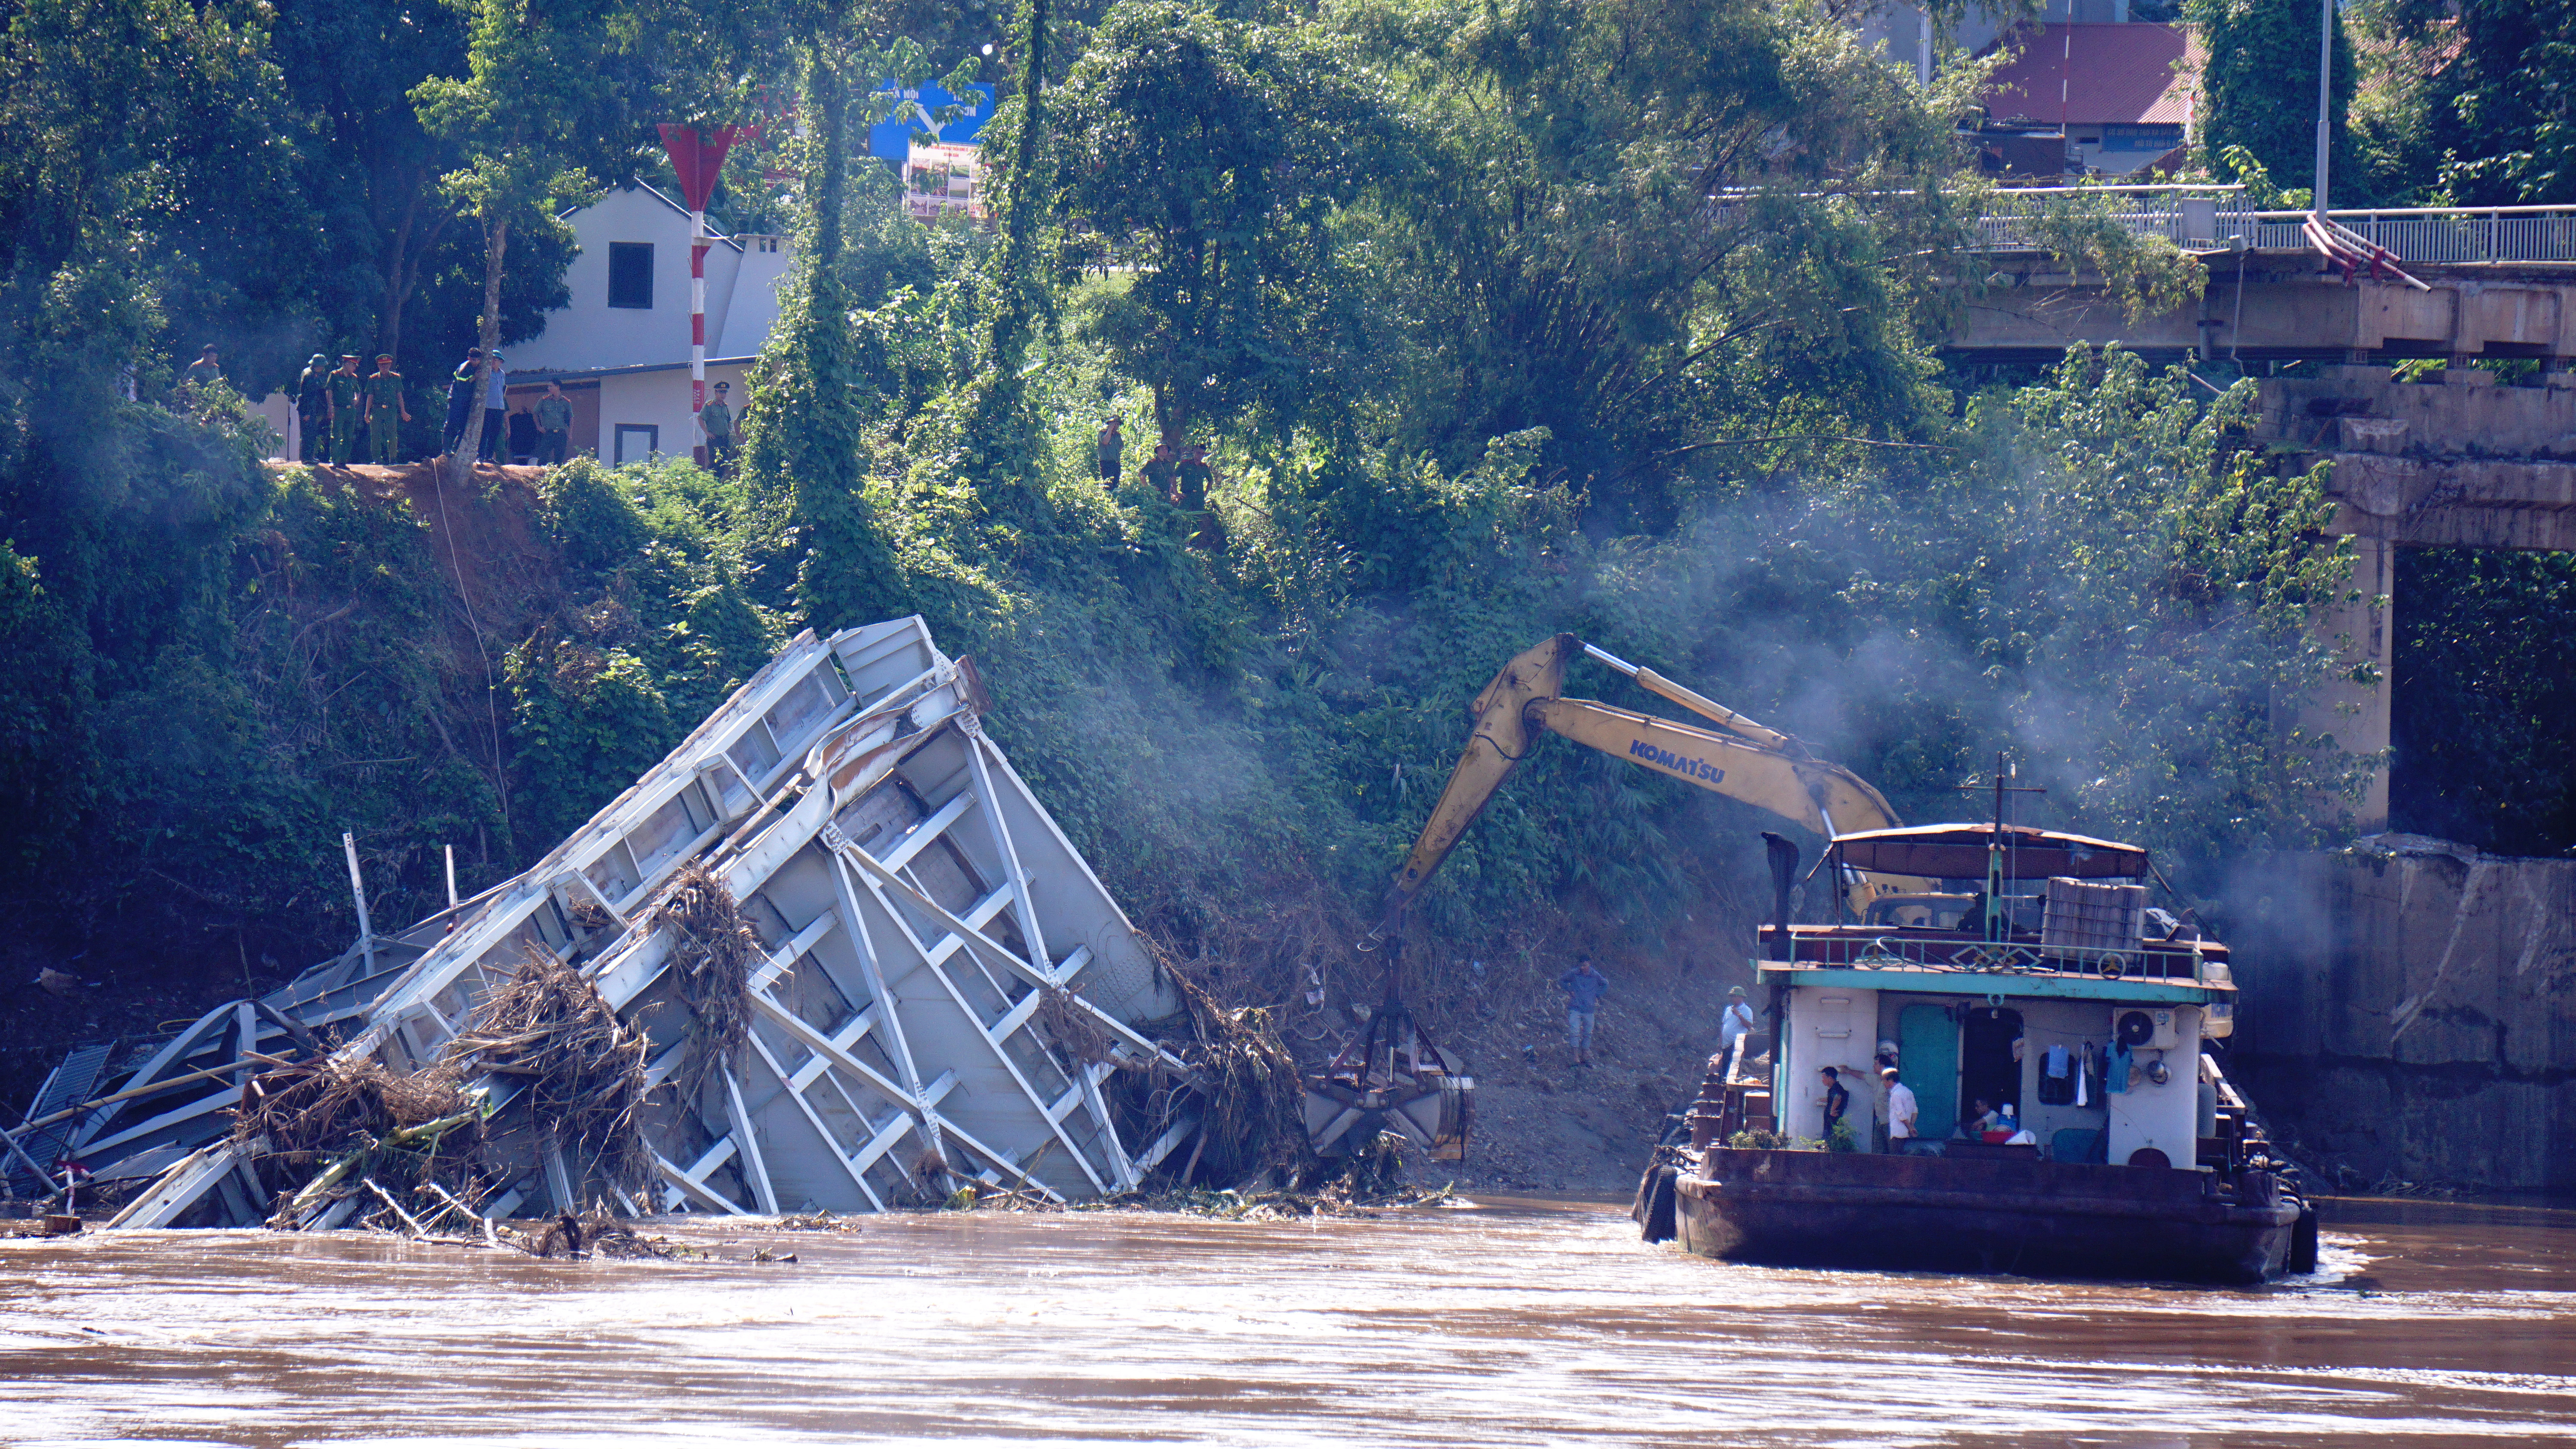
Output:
top-left (502, 181), bottom-right (795, 465)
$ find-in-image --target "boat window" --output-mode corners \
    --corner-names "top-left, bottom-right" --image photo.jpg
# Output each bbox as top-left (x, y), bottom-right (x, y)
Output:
top-left (1959, 1005), bottom-right (2024, 1130)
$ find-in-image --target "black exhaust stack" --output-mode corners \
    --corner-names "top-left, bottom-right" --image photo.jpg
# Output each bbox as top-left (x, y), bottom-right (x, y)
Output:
top-left (1761, 831), bottom-right (1799, 958)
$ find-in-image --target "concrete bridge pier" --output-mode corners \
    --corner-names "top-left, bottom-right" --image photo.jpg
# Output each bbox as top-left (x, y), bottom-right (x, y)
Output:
top-left (2296, 534), bottom-right (2396, 831)
top-left (2256, 364), bottom-right (2576, 832)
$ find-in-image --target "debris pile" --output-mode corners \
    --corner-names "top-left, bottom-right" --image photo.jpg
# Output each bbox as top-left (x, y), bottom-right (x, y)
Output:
top-left (16, 618), bottom-right (1268, 1229)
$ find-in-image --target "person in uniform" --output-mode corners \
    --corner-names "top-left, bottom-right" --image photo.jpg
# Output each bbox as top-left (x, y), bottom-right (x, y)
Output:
top-left (533, 382), bottom-right (574, 465)
top-left (1095, 417), bottom-right (1124, 483)
top-left (294, 354), bottom-right (331, 462)
top-left (327, 355), bottom-right (364, 465)
top-left (179, 345), bottom-right (222, 394)
top-left (363, 354), bottom-right (410, 465)
top-left (699, 381), bottom-right (736, 474)
top-left (1139, 443), bottom-right (1178, 503)
top-left (1175, 444), bottom-right (1214, 511)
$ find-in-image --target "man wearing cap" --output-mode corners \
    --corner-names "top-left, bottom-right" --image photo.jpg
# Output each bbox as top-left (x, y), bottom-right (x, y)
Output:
top-left (699, 381), bottom-right (736, 475)
top-left (477, 353), bottom-right (507, 463)
top-left (327, 355), bottom-right (364, 464)
top-left (294, 354), bottom-right (331, 462)
top-left (363, 354), bottom-right (410, 464)
top-left (442, 349), bottom-right (481, 459)
top-left (1717, 984), bottom-right (1757, 1063)
top-left (534, 381), bottom-right (574, 466)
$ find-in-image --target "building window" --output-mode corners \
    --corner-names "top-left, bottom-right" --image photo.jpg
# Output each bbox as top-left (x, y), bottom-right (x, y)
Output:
top-left (614, 423), bottom-right (659, 464)
top-left (608, 243), bottom-right (654, 309)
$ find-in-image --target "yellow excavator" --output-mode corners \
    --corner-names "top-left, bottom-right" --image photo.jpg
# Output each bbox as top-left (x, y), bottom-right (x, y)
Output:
top-left (1303, 634), bottom-right (1922, 1162)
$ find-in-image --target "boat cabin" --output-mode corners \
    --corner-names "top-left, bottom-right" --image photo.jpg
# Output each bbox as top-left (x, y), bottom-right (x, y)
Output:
top-left (1753, 824), bottom-right (2240, 1173)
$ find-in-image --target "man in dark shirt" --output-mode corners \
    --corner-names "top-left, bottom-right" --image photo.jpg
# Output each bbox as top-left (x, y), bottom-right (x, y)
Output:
top-left (1820, 1067), bottom-right (1850, 1141)
top-left (443, 349), bottom-right (482, 459)
top-left (506, 404), bottom-right (539, 464)
top-left (294, 354), bottom-right (331, 462)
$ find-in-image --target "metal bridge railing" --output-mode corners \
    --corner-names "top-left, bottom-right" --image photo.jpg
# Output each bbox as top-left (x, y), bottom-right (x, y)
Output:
top-left (1973, 188), bottom-right (2576, 263)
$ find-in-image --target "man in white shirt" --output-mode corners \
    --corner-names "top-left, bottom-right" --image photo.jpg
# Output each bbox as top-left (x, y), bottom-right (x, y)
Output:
top-left (1882, 1067), bottom-right (1919, 1152)
top-left (1717, 985), bottom-right (1757, 1064)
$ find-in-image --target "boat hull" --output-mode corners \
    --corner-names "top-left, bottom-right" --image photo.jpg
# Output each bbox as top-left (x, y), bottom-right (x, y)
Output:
top-left (1668, 1147), bottom-right (2300, 1285)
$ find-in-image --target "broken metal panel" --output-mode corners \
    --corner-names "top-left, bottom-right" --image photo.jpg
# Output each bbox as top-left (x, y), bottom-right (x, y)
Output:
top-left (52, 616), bottom-right (1199, 1229)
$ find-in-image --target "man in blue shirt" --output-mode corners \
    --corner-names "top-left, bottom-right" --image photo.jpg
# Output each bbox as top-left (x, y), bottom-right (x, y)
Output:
top-left (1556, 955), bottom-right (1609, 1066)
top-left (477, 353), bottom-right (508, 462)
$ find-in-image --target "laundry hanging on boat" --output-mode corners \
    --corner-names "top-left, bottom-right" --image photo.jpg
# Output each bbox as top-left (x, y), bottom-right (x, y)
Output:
top-left (2076, 1041), bottom-right (2091, 1107)
top-left (2106, 1040), bottom-right (2132, 1095)
top-left (2038, 1041), bottom-right (2076, 1105)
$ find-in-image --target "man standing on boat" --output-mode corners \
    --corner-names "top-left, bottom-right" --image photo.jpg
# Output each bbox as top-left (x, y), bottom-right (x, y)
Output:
top-left (1883, 1067), bottom-right (1919, 1153)
top-left (1557, 956), bottom-right (1609, 1066)
top-left (1820, 1067), bottom-right (1850, 1142)
top-left (1717, 985), bottom-right (1756, 1061)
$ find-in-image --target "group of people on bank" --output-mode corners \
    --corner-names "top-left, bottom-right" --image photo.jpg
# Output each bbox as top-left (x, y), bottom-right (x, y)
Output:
top-left (178, 343), bottom-right (741, 473)
top-left (1093, 416), bottom-right (1215, 509)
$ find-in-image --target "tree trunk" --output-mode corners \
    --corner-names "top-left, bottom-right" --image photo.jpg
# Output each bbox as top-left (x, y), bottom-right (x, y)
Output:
top-left (377, 178), bottom-right (456, 368)
top-left (444, 216), bottom-right (509, 491)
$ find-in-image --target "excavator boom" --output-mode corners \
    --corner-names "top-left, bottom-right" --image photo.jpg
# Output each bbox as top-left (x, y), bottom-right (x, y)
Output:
top-left (1381, 634), bottom-right (1912, 931)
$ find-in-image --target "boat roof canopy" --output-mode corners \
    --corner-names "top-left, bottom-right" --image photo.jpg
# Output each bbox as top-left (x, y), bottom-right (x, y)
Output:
top-left (1834, 823), bottom-right (2151, 881)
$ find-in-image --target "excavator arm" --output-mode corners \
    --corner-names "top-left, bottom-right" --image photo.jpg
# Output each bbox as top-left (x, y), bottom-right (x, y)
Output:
top-left (1379, 634), bottom-right (1916, 932)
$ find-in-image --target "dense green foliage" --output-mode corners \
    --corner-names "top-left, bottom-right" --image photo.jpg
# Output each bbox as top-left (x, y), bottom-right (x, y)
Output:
top-left (2187, 0), bottom-right (2355, 201)
top-left (2350, 0), bottom-right (2576, 206)
top-left (2392, 549), bottom-right (2576, 854)
top-left (5, 0), bottom-right (2567, 1079)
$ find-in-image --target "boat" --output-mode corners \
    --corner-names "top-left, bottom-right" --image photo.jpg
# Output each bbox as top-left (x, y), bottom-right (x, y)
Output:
top-left (1635, 820), bottom-right (2316, 1284)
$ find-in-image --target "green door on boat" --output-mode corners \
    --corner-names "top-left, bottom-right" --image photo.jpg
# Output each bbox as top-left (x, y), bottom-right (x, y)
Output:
top-left (1899, 1004), bottom-right (1959, 1140)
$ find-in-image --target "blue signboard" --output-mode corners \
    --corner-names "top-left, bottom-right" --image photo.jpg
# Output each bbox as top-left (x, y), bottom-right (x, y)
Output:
top-left (868, 82), bottom-right (995, 160)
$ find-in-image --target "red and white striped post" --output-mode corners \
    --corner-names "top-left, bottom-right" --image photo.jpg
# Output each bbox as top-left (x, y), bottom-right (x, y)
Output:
top-left (657, 124), bottom-right (747, 462)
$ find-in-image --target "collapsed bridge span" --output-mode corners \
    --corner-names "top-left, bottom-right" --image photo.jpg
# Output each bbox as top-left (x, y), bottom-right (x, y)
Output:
top-left (16, 617), bottom-right (1208, 1227)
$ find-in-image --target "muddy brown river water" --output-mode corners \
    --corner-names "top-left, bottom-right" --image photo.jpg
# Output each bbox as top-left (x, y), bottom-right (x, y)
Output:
top-left (3, 1194), bottom-right (2572, 1446)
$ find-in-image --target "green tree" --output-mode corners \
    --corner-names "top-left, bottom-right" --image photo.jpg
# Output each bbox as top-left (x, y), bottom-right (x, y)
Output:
top-left (2188, 0), bottom-right (2355, 201)
top-left (2356, 0), bottom-right (2576, 205)
top-left (414, 0), bottom-right (641, 489)
top-left (1053, 1), bottom-right (1391, 452)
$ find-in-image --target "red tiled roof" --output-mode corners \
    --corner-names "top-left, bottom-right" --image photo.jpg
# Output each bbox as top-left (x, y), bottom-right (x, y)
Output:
top-left (1982, 23), bottom-right (2195, 128)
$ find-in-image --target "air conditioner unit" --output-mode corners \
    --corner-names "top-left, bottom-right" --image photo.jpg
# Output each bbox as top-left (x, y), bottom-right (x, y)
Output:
top-left (2114, 1006), bottom-right (2181, 1052)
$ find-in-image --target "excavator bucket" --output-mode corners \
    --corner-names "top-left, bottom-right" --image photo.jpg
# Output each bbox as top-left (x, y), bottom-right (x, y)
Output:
top-left (1303, 946), bottom-right (1473, 1162)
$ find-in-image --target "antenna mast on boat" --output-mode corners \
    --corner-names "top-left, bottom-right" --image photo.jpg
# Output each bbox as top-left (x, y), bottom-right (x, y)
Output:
top-left (1960, 753), bottom-right (2045, 942)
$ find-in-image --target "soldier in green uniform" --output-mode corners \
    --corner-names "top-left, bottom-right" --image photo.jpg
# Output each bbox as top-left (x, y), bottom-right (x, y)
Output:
top-left (179, 345), bottom-right (222, 394)
top-left (533, 381), bottom-right (574, 465)
top-left (699, 380), bottom-right (736, 475)
top-left (363, 354), bottom-right (410, 465)
top-left (1175, 444), bottom-right (1214, 511)
top-left (1139, 442), bottom-right (1178, 503)
top-left (1095, 417), bottom-right (1124, 483)
top-left (327, 355), bottom-right (364, 465)
top-left (294, 354), bottom-right (331, 462)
